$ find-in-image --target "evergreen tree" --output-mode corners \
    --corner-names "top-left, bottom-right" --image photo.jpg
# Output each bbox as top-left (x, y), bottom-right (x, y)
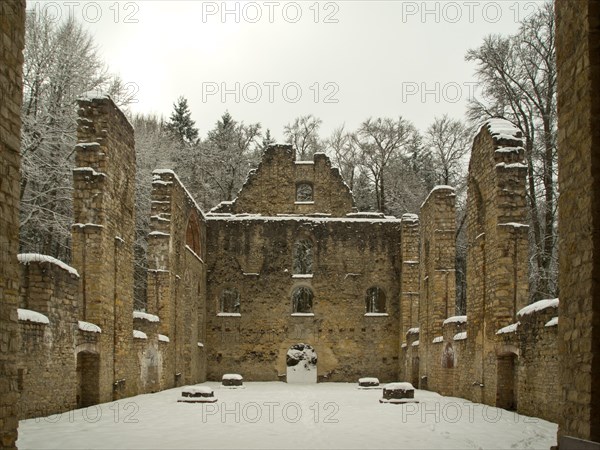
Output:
top-left (166, 96), bottom-right (199, 145)
top-left (261, 129), bottom-right (276, 150)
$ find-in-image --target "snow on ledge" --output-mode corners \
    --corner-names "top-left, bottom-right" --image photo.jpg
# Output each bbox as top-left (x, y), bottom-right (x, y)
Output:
top-left (294, 201), bottom-right (315, 205)
top-left (133, 311), bottom-right (160, 322)
top-left (78, 320), bottom-right (101, 333)
top-left (291, 274), bottom-right (313, 279)
top-left (443, 315), bottom-right (467, 326)
top-left (483, 118), bottom-right (523, 143)
top-left (412, 340), bottom-right (420, 346)
top-left (453, 331), bottom-right (467, 341)
top-left (421, 185), bottom-right (456, 209)
top-left (384, 382), bottom-right (414, 390)
top-left (291, 313), bottom-right (315, 317)
top-left (133, 330), bottom-right (148, 339)
top-left (17, 308), bottom-right (49, 325)
top-left (432, 336), bottom-right (444, 344)
top-left (78, 90), bottom-right (111, 101)
top-left (406, 327), bottom-right (420, 335)
top-left (197, 342), bottom-right (204, 347)
top-left (498, 222), bottom-right (529, 229)
top-left (401, 343), bottom-right (407, 348)
top-left (358, 377), bottom-right (379, 384)
top-left (364, 313), bottom-right (389, 317)
top-left (497, 322), bottom-right (520, 335)
top-left (517, 298), bottom-right (559, 317)
top-left (217, 313), bottom-right (241, 317)
top-left (18, 253), bottom-right (80, 278)
top-left (545, 317), bottom-right (558, 327)
top-left (223, 374), bottom-right (243, 380)
top-left (149, 231), bottom-right (170, 237)
top-left (158, 334), bottom-right (170, 343)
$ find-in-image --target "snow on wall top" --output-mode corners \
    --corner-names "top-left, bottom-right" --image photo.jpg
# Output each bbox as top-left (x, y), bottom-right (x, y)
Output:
top-left (158, 334), bottom-right (170, 342)
top-left (453, 331), bottom-right (467, 341)
top-left (517, 298), bottom-right (559, 317)
top-left (482, 118), bottom-right (523, 144)
top-left (421, 185), bottom-right (456, 209)
top-left (401, 213), bottom-right (419, 223)
top-left (384, 382), bottom-right (414, 391)
top-left (443, 315), bottom-right (467, 326)
top-left (17, 308), bottom-right (49, 325)
top-left (206, 214), bottom-right (400, 224)
top-left (78, 90), bottom-right (111, 101)
top-left (406, 327), bottom-right (420, 335)
top-left (152, 169), bottom-right (206, 220)
top-left (222, 374), bottom-right (243, 380)
top-left (133, 330), bottom-right (148, 339)
top-left (78, 320), bottom-right (101, 333)
top-left (133, 311), bottom-right (160, 322)
top-left (358, 377), bottom-right (379, 384)
top-left (496, 322), bottom-right (520, 335)
top-left (545, 317), bottom-right (558, 327)
top-left (18, 253), bottom-right (79, 278)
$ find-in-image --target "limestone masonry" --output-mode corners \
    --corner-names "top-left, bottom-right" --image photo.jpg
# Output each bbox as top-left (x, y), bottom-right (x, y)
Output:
top-left (1, 1), bottom-right (599, 446)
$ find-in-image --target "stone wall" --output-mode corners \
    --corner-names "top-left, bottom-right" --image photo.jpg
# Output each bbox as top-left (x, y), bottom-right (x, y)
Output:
top-left (418, 186), bottom-right (456, 392)
top-left (146, 169), bottom-right (207, 389)
top-left (399, 214), bottom-right (420, 378)
top-left (555, 0), bottom-right (600, 442)
top-left (205, 215), bottom-right (401, 382)
top-left (0, 0), bottom-right (26, 447)
top-left (16, 258), bottom-right (79, 419)
top-left (215, 145), bottom-right (355, 216)
top-left (71, 94), bottom-right (137, 401)
top-left (464, 119), bottom-right (529, 405)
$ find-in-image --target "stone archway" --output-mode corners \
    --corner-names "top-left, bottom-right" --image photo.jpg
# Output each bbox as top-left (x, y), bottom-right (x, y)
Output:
top-left (286, 343), bottom-right (317, 384)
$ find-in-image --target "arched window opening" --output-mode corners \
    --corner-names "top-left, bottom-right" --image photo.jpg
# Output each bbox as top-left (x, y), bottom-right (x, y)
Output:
top-left (186, 211), bottom-right (201, 256)
top-left (292, 287), bottom-right (313, 314)
top-left (296, 183), bottom-right (314, 202)
top-left (220, 288), bottom-right (240, 314)
top-left (293, 239), bottom-right (313, 274)
top-left (366, 287), bottom-right (386, 313)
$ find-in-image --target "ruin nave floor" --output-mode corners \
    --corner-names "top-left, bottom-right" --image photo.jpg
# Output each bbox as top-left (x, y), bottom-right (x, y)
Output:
top-left (18, 382), bottom-right (557, 449)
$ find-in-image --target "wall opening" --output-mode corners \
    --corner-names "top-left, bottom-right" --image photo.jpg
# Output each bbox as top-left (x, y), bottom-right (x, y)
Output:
top-left (411, 356), bottom-right (420, 387)
top-left (76, 351), bottom-right (100, 408)
top-left (186, 211), bottom-right (201, 256)
top-left (365, 287), bottom-right (386, 313)
top-left (296, 183), bottom-right (314, 202)
top-left (286, 343), bottom-right (317, 383)
top-left (496, 353), bottom-right (517, 411)
top-left (220, 288), bottom-right (240, 314)
top-left (442, 343), bottom-right (455, 369)
top-left (293, 239), bottom-right (313, 274)
top-left (291, 286), bottom-right (313, 313)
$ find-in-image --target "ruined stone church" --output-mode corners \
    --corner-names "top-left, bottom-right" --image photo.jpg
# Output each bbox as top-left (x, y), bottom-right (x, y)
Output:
top-left (2, 1), bottom-right (599, 448)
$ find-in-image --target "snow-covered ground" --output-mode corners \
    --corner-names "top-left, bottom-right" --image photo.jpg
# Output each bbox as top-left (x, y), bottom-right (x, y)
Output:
top-left (18, 382), bottom-right (557, 449)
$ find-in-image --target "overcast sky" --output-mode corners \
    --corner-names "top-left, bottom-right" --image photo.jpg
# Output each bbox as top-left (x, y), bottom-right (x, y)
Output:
top-left (27, 0), bottom-right (545, 140)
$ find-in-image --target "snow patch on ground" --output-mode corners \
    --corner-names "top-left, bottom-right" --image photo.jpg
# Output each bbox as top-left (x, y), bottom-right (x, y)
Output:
top-left (16, 383), bottom-right (558, 450)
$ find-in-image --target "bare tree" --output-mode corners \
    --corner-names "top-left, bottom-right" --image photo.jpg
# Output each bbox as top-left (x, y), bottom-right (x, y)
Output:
top-left (466, 1), bottom-right (557, 299)
top-left (354, 117), bottom-right (418, 213)
top-left (425, 115), bottom-right (472, 186)
top-left (20, 12), bottom-right (131, 261)
top-left (283, 115), bottom-right (323, 160)
top-left (324, 125), bottom-right (360, 190)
